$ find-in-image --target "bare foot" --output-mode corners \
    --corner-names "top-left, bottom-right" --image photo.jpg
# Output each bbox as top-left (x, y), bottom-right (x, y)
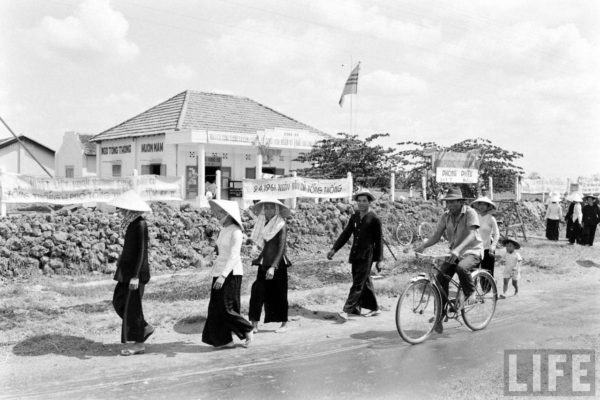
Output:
top-left (275, 326), bottom-right (288, 333)
top-left (243, 330), bottom-right (253, 348)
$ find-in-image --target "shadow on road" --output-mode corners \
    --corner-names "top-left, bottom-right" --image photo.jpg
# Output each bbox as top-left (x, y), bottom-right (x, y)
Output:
top-left (12, 334), bottom-right (213, 359)
top-left (576, 259), bottom-right (600, 268)
top-left (173, 315), bottom-right (206, 335)
top-left (289, 305), bottom-right (340, 321)
top-left (350, 330), bottom-right (399, 341)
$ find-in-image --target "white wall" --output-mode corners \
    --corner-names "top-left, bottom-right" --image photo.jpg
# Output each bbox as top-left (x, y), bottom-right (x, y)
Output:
top-left (0, 140), bottom-right (54, 176)
top-left (55, 132), bottom-right (85, 177)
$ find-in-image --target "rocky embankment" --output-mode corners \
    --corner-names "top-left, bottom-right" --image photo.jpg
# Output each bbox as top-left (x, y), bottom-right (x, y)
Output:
top-left (0, 199), bottom-right (548, 279)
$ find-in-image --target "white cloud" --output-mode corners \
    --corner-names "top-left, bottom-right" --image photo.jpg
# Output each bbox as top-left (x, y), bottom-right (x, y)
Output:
top-left (164, 63), bottom-right (196, 80)
top-left (103, 91), bottom-right (141, 106)
top-left (362, 70), bottom-right (428, 96)
top-left (32, 0), bottom-right (139, 62)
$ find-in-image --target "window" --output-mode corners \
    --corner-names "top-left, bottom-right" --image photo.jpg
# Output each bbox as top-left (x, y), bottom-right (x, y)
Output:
top-left (65, 166), bottom-right (74, 178)
top-left (245, 167), bottom-right (256, 179)
top-left (112, 164), bottom-right (122, 177)
top-left (141, 164), bottom-right (166, 175)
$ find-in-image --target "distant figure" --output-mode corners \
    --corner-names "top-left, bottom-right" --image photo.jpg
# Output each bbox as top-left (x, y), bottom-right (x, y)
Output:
top-left (498, 238), bottom-right (522, 299)
top-left (327, 189), bottom-right (382, 321)
top-left (544, 194), bottom-right (563, 241)
top-left (109, 190), bottom-right (154, 356)
top-left (470, 197), bottom-right (499, 282)
top-left (565, 193), bottom-right (583, 245)
top-left (202, 200), bottom-right (254, 349)
top-left (581, 195), bottom-right (600, 246)
top-left (249, 199), bottom-right (292, 334)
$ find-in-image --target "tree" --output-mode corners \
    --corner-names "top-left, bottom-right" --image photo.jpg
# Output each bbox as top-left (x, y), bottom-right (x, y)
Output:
top-left (294, 133), bottom-right (397, 189)
top-left (394, 138), bottom-right (524, 199)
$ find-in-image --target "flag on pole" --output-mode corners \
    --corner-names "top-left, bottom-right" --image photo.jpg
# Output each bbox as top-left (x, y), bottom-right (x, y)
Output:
top-left (338, 62), bottom-right (360, 107)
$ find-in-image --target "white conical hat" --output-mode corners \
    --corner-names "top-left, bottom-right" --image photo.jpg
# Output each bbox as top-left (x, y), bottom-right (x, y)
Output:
top-left (252, 199), bottom-right (291, 218)
top-left (108, 190), bottom-right (151, 212)
top-left (569, 192), bottom-right (583, 202)
top-left (209, 200), bottom-right (243, 229)
top-left (470, 196), bottom-right (496, 210)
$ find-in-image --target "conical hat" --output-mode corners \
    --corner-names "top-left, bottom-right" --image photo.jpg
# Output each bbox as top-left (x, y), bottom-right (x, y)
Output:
top-left (470, 196), bottom-right (496, 210)
top-left (352, 189), bottom-right (375, 202)
top-left (108, 190), bottom-right (151, 212)
top-left (569, 192), bottom-right (583, 202)
top-left (209, 200), bottom-right (243, 229)
top-left (252, 199), bottom-right (291, 218)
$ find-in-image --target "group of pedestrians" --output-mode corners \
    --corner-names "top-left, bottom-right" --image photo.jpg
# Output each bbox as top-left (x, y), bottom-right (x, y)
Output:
top-left (107, 186), bottom-right (528, 353)
top-left (546, 193), bottom-right (600, 246)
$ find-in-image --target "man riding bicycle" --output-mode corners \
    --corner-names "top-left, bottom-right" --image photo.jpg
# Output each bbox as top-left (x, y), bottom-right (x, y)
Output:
top-left (414, 187), bottom-right (483, 334)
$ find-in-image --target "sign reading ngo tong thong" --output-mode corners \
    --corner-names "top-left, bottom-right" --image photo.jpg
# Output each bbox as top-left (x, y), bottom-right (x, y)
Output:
top-left (242, 176), bottom-right (352, 201)
top-left (433, 150), bottom-right (482, 184)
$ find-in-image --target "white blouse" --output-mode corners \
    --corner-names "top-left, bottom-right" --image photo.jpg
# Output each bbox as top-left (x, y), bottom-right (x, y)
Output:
top-left (211, 224), bottom-right (244, 277)
top-left (545, 203), bottom-right (563, 220)
top-left (478, 213), bottom-right (499, 251)
top-left (572, 203), bottom-right (583, 224)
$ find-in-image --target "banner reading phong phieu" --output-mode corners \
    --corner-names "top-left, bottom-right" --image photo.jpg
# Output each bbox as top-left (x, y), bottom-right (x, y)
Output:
top-left (0, 173), bottom-right (183, 204)
top-left (243, 176), bottom-right (352, 201)
top-left (433, 150), bottom-right (481, 184)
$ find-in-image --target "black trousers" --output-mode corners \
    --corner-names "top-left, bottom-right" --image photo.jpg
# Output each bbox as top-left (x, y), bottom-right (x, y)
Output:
top-left (343, 259), bottom-right (378, 314)
top-left (113, 282), bottom-right (148, 343)
top-left (202, 274), bottom-right (253, 347)
top-left (566, 220), bottom-right (583, 244)
top-left (581, 223), bottom-right (598, 246)
top-left (435, 254), bottom-right (479, 315)
top-left (248, 267), bottom-right (288, 323)
top-left (480, 250), bottom-right (495, 292)
top-left (545, 219), bottom-right (560, 241)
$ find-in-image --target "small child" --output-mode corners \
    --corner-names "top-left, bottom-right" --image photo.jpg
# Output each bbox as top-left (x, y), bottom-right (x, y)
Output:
top-left (498, 238), bottom-right (522, 299)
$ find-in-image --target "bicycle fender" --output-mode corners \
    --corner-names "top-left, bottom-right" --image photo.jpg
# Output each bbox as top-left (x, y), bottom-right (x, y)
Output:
top-left (411, 274), bottom-right (428, 282)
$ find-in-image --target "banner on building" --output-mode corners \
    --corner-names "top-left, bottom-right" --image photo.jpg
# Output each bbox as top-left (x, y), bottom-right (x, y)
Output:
top-left (0, 173), bottom-right (183, 204)
top-left (577, 178), bottom-right (600, 194)
top-left (433, 151), bottom-right (481, 184)
top-left (243, 176), bottom-right (352, 201)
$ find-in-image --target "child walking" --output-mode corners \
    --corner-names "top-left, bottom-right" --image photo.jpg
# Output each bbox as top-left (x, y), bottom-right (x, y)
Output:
top-left (499, 238), bottom-right (522, 299)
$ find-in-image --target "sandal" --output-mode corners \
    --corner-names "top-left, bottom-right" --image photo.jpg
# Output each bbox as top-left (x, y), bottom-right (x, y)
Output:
top-left (120, 347), bottom-right (145, 356)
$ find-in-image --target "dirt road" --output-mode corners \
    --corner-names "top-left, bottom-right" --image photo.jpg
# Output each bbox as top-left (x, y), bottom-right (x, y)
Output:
top-left (2, 259), bottom-right (599, 400)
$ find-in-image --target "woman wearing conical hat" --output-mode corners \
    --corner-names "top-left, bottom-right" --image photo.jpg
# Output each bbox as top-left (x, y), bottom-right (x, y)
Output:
top-left (471, 196), bottom-right (499, 282)
top-left (108, 190), bottom-right (154, 356)
top-left (544, 193), bottom-right (563, 241)
top-left (248, 199), bottom-right (292, 334)
top-left (202, 200), bottom-right (254, 348)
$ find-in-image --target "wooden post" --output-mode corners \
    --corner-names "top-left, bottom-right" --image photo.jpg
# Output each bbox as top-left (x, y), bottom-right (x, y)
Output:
top-left (409, 185), bottom-right (413, 198)
top-left (514, 176), bottom-right (519, 201)
top-left (347, 171), bottom-right (353, 203)
top-left (291, 171), bottom-right (297, 209)
top-left (488, 176), bottom-right (494, 200)
top-left (198, 144), bottom-right (206, 207)
top-left (390, 172), bottom-right (395, 202)
top-left (422, 175), bottom-right (427, 200)
top-left (542, 178), bottom-right (545, 203)
top-left (0, 168), bottom-right (5, 217)
top-left (215, 169), bottom-right (221, 200)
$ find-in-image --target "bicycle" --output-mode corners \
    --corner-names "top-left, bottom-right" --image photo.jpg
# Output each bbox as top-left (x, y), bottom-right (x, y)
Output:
top-left (395, 253), bottom-right (497, 344)
top-left (393, 221), bottom-right (437, 246)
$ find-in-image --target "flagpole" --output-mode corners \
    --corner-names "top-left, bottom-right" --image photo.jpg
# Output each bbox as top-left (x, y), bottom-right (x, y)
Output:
top-left (349, 57), bottom-right (353, 135)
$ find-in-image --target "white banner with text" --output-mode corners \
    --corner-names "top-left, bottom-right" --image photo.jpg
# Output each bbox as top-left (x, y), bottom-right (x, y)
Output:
top-left (0, 173), bottom-right (183, 204)
top-left (243, 176), bottom-right (352, 201)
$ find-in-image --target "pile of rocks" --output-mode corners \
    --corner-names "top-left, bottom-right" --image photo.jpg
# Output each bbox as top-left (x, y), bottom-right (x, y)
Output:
top-left (0, 198), bottom-right (547, 279)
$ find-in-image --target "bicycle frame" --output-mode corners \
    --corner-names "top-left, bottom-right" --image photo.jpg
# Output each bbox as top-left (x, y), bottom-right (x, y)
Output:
top-left (413, 259), bottom-right (465, 320)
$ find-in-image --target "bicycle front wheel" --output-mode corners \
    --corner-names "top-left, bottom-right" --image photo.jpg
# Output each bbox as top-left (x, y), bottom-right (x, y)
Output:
top-left (395, 224), bottom-right (413, 246)
top-left (396, 279), bottom-right (441, 344)
top-left (461, 270), bottom-right (497, 331)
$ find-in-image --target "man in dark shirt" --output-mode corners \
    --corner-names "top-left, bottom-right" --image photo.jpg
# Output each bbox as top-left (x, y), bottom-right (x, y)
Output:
top-left (327, 190), bottom-right (383, 321)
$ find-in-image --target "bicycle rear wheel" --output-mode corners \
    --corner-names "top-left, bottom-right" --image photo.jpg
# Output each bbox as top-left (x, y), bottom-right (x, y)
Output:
top-left (396, 279), bottom-right (441, 344)
top-left (461, 270), bottom-right (497, 331)
top-left (395, 223), bottom-right (413, 246)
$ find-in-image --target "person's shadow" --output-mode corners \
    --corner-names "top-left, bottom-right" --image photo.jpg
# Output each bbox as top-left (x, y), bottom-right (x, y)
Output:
top-left (12, 334), bottom-right (212, 359)
top-left (576, 259), bottom-right (600, 269)
top-left (289, 305), bottom-right (340, 322)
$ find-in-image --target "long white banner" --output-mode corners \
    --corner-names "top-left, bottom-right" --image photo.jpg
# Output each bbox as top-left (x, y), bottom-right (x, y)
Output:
top-left (0, 173), bottom-right (183, 204)
top-left (243, 176), bottom-right (352, 201)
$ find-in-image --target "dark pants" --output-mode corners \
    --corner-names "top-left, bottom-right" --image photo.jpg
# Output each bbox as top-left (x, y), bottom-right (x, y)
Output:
top-left (343, 259), bottom-right (378, 315)
top-left (480, 250), bottom-right (495, 292)
top-left (581, 224), bottom-right (598, 246)
top-left (202, 274), bottom-right (253, 347)
top-left (249, 267), bottom-right (288, 323)
top-left (566, 220), bottom-right (583, 244)
top-left (435, 254), bottom-right (479, 315)
top-left (545, 219), bottom-right (560, 241)
top-left (113, 282), bottom-right (148, 343)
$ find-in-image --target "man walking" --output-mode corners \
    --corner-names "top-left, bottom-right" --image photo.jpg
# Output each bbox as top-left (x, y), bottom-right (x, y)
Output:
top-left (414, 186), bottom-right (482, 334)
top-left (327, 189), bottom-right (383, 321)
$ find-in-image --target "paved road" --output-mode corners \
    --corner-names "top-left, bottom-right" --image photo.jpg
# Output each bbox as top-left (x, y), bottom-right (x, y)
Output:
top-left (2, 269), bottom-right (599, 400)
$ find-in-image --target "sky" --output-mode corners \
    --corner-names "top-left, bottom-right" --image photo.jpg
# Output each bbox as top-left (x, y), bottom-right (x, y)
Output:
top-left (1, 0), bottom-right (599, 180)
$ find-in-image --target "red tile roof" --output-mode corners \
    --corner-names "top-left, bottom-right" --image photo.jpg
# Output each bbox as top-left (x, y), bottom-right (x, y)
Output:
top-left (90, 91), bottom-right (327, 142)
